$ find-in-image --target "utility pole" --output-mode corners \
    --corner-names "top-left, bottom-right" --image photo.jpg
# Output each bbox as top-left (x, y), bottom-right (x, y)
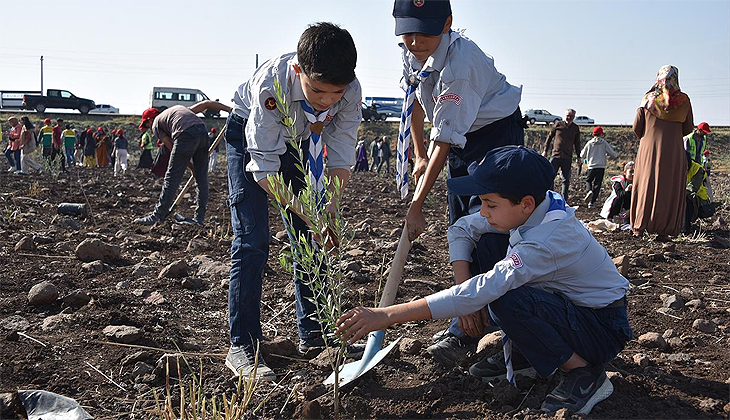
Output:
top-left (255, 54), bottom-right (259, 69)
top-left (40, 56), bottom-right (44, 93)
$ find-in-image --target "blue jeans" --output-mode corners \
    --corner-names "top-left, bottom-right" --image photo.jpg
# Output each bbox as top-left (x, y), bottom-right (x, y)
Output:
top-left (488, 286), bottom-right (633, 378)
top-left (5, 148), bottom-right (20, 171)
top-left (65, 146), bottom-right (76, 166)
top-left (446, 232), bottom-right (509, 342)
top-left (225, 113), bottom-right (322, 347)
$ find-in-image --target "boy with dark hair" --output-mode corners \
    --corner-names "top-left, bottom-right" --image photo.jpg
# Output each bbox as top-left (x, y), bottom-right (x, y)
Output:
top-left (391, 0), bottom-right (524, 368)
top-left (223, 22), bottom-right (362, 381)
top-left (337, 145), bottom-right (632, 416)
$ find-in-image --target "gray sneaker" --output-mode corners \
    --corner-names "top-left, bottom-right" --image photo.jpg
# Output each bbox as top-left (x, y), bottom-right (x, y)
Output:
top-left (225, 344), bottom-right (276, 382)
top-left (541, 364), bottom-right (613, 415)
top-left (426, 333), bottom-right (476, 368)
top-left (133, 214), bottom-right (159, 226)
top-left (468, 349), bottom-right (536, 381)
top-left (298, 337), bottom-right (366, 359)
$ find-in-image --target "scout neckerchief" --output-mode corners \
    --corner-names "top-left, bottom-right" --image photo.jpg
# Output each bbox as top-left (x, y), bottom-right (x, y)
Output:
top-left (502, 191), bottom-right (567, 385)
top-left (299, 100), bottom-right (329, 207)
top-left (396, 68), bottom-right (432, 199)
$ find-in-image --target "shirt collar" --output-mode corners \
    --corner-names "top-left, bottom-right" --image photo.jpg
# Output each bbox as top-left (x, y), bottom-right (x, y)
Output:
top-left (287, 55), bottom-right (306, 103)
top-left (399, 29), bottom-right (462, 72)
top-left (508, 191), bottom-right (562, 248)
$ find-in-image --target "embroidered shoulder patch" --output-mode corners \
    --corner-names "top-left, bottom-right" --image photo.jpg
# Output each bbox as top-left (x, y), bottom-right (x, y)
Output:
top-left (413, 0), bottom-right (424, 6)
top-left (264, 97), bottom-right (276, 110)
top-left (508, 253), bottom-right (523, 269)
top-left (437, 93), bottom-right (462, 106)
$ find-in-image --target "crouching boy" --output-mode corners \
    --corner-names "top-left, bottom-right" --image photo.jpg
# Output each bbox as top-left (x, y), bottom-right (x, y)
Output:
top-left (337, 145), bottom-right (632, 415)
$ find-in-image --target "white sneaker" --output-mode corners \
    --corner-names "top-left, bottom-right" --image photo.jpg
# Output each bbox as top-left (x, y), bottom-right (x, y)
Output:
top-left (583, 191), bottom-right (593, 205)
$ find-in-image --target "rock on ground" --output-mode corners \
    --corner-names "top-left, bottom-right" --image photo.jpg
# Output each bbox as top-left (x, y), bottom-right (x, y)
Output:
top-left (693, 319), bottom-right (718, 333)
top-left (63, 290), bottom-right (91, 308)
top-left (27, 281), bottom-right (58, 306)
top-left (638, 332), bottom-right (668, 350)
top-left (158, 259), bottom-right (189, 279)
top-left (398, 337), bottom-right (423, 356)
top-left (75, 238), bottom-right (121, 262)
top-left (103, 325), bottom-right (142, 343)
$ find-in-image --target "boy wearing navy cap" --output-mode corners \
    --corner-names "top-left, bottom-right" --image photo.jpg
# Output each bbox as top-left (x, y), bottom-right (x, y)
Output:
top-left (392, 0), bottom-right (524, 367)
top-left (337, 145), bottom-right (632, 415)
top-left (223, 22), bottom-right (363, 381)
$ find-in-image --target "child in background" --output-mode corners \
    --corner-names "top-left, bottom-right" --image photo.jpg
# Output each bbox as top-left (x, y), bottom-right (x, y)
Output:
top-left (137, 125), bottom-right (154, 169)
top-left (337, 146), bottom-right (631, 416)
top-left (82, 128), bottom-right (97, 168)
top-left (600, 161), bottom-right (634, 223)
top-left (113, 129), bottom-right (129, 177)
top-left (684, 153), bottom-right (714, 232)
top-left (580, 126), bottom-right (618, 208)
top-left (62, 124), bottom-right (77, 167)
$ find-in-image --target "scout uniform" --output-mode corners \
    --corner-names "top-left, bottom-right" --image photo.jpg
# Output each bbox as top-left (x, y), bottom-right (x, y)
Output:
top-left (226, 51), bottom-right (361, 351)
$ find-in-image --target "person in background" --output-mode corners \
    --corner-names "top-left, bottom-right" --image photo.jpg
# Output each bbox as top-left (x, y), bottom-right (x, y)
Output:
top-left (684, 152), bottom-right (714, 233)
top-left (38, 118), bottom-right (54, 162)
top-left (208, 127), bottom-right (219, 173)
top-left (631, 65), bottom-right (694, 239)
top-left (683, 122), bottom-right (710, 165)
top-left (580, 126), bottom-right (618, 208)
top-left (19, 116), bottom-right (42, 174)
top-left (5, 116), bottom-right (22, 173)
top-left (370, 137), bottom-right (381, 171)
top-left (353, 140), bottom-right (369, 172)
top-left (52, 118), bottom-right (68, 173)
top-left (62, 124), bottom-right (77, 167)
top-left (377, 136), bottom-right (392, 174)
top-left (600, 160), bottom-right (634, 223)
top-left (74, 127), bottom-right (84, 166)
top-left (543, 109), bottom-right (581, 202)
top-left (82, 127), bottom-right (97, 168)
top-left (138, 125), bottom-right (154, 169)
top-left (113, 129), bottom-right (129, 177)
top-left (95, 127), bottom-right (110, 167)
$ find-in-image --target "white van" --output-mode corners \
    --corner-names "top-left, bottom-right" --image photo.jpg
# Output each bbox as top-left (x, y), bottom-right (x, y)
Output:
top-left (149, 87), bottom-right (222, 118)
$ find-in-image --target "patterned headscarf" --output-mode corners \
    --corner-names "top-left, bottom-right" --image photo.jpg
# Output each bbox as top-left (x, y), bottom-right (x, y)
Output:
top-left (640, 65), bottom-right (689, 122)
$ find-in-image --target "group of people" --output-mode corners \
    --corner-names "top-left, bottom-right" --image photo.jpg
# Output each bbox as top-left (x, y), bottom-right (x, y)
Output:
top-left (353, 135), bottom-right (393, 173)
top-left (541, 72), bottom-right (714, 238)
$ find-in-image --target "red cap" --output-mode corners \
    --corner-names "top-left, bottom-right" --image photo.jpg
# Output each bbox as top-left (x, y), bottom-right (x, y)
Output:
top-left (44, 118), bottom-right (51, 124)
top-left (97, 126), bottom-right (104, 132)
top-left (210, 127), bottom-right (216, 132)
top-left (86, 128), bottom-right (92, 133)
top-left (703, 149), bottom-right (710, 155)
top-left (698, 122), bottom-right (711, 134)
top-left (139, 107), bottom-right (161, 130)
top-left (592, 126), bottom-right (604, 136)
top-left (116, 129), bottom-right (123, 136)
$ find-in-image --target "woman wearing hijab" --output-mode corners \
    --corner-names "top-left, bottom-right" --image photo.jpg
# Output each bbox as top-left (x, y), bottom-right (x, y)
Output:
top-left (353, 140), bottom-right (369, 172)
top-left (630, 65), bottom-right (694, 238)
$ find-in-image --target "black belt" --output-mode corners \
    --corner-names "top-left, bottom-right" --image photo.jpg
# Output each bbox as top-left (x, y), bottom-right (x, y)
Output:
top-left (604, 296), bottom-right (627, 309)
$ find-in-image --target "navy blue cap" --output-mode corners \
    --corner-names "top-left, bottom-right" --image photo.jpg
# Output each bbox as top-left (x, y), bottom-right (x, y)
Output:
top-left (447, 146), bottom-right (556, 200)
top-left (393, 0), bottom-right (452, 36)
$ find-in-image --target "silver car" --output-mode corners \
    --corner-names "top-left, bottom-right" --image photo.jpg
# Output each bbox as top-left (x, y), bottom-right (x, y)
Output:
top-left (524, 109), bottom-right (562, 125)
top-left (574, 115), bottom-right (595, 125)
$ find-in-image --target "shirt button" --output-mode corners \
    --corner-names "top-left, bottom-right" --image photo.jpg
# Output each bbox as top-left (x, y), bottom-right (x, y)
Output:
top-left (445, 120), bottom-right (451, 126)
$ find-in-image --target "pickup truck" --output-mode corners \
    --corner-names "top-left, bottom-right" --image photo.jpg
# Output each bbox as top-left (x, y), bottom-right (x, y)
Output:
top-left (22, 89), bottom-right (96, 114)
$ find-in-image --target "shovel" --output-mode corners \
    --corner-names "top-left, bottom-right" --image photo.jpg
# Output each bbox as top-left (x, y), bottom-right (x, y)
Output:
top-left (168, 124), bottom-right (226, 217)
top-left (324, 177), bottom-right (425, 387)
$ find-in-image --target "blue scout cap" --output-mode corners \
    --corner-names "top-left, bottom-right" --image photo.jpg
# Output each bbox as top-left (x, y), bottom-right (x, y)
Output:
top-left (393, 0), bottom-right (452, 36)
top-left (447, 146), bottom-right (556, 200)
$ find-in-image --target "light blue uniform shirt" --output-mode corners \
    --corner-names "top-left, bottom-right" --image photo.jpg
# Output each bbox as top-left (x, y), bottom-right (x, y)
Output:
top-left (232, 52), bottom-right (362, 182)
top-left (400, 29), bottom-right (522, 149)
top-left (427, 191), bottom-right (629, 319)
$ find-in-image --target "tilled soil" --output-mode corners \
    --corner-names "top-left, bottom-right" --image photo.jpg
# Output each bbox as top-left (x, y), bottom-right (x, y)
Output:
top-left (1, 154), bottom-right (729, 419)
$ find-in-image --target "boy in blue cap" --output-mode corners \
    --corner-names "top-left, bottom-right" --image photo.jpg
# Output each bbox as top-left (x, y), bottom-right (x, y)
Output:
top-left (391, 0), bottom-right (525, 365)
top-left (337, 145), bottom-right (632, 415)
top-left (223, 22), bottom-right (363, 381)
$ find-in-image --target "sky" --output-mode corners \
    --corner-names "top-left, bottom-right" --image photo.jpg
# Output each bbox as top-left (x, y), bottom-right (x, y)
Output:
top-left (1, 0), bottom-right (728, 125)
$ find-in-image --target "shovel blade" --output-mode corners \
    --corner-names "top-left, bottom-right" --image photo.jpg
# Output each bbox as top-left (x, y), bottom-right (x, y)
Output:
top-left (323, 330), bottom-right (401, 387)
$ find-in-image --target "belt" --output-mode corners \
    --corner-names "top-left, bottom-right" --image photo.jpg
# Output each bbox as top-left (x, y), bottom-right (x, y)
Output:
top-left (603, 296), bottom-right (626, 309)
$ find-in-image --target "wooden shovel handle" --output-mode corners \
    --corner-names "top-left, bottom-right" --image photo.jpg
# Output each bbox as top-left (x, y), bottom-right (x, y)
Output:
top-left (378, 224), bottom-right (411, 308)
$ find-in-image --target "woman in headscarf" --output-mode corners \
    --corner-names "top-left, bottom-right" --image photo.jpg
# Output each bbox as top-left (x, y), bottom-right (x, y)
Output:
top-left (95, 127), bottom-right (110, 167)
top-left (630, 65), bottom-right (694, 238)
top-left (353, 140), bottom-right (369, 172)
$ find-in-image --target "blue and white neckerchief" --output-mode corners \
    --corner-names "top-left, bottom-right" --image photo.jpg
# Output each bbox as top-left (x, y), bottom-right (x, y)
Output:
top-left (396, 68), bottom-right (432, 199)
top-left (503, 191), bottom-right (567, 385)
top-left (300, 101), bottom-right (329, 208)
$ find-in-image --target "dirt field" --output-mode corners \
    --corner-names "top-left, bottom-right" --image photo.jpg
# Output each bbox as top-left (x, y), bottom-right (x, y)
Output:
top-left (1, 121), bottom-right (729, 419)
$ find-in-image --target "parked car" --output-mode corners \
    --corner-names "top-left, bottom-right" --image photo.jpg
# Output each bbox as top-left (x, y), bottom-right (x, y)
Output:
top-left (523, 109), bottom-right (562, 125)
top-left (574, 115), bottom-right (595, 125)
top-left (150, 87), bottom-right (221, 118)
top-left (21, 89), bottom-right (95, 114)
top-left (89, 104), bottom-right (119, 114)
top-left (362, 103), bottom-right (386, 121)
top-left (364, 96), bottom-right (403, 119)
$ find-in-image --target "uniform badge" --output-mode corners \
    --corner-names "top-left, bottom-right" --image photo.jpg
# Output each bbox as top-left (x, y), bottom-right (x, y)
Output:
top-left (264, 97), bottom-right (277, 110)
top-left (437, 93), bottom-right (463, 106)
top-left (413, 0), bottom-right (424, 7)
top-left (508, 253), bottom-right (523, 269)
top-left (407, 73), bottom-right (420, 87)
